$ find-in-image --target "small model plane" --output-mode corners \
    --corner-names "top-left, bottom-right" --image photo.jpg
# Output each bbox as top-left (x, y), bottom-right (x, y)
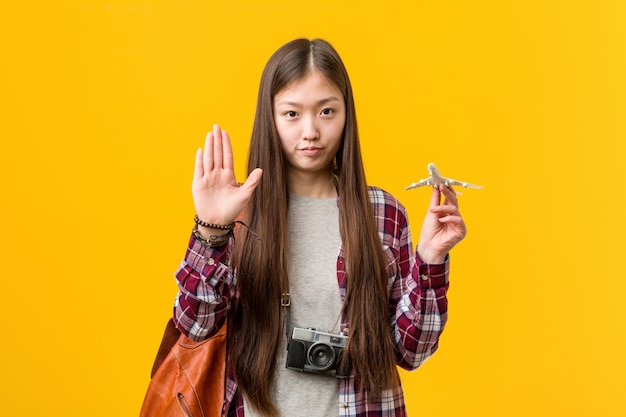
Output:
top-left (406, 163), bottom-right (483, 190)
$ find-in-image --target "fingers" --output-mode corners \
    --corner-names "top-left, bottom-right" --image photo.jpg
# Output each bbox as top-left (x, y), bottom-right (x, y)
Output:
top-left (440, 184), bottom-right (458, 206)
top-left (203, 130), bottom-right (214, 171)
top-left (193, 148), bottom-right (203, 180)
top-left (201, 124), bottom-right (234, 174)
top-left (428, 185), bottom-right (458, 212)
top-left (222, 129), bottom-right (234, 170)
top-left (430, 205), bottom-right (460, 220)
top-left (212, 124), bottom-right (224, 169)
top-left (432, 186), bottom-right (466, 236)
top-left (431, 185), bottom-right (462, 220)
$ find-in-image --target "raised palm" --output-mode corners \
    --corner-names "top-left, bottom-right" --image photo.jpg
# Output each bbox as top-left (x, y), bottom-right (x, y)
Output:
top-left (192, 124), bottom-right (263, 225)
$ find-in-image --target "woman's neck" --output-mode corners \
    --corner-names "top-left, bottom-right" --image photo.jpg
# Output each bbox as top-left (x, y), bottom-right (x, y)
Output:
top-left (286, 171), bottom-right (338, 198)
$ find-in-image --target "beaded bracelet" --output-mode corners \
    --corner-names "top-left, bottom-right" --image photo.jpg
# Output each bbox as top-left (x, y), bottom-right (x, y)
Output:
top-left (192, 224), bottom-right (233, 248)
top-left (194, 214), bottom-right (235, 230)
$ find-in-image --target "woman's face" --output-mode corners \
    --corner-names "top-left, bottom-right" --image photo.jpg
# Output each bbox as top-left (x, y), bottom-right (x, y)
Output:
top-left (273, 71), bottom-right (346, 180)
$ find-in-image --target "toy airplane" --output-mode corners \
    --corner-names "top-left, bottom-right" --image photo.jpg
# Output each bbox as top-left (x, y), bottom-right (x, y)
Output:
top-left (406, 163), bottom-right (483, 190)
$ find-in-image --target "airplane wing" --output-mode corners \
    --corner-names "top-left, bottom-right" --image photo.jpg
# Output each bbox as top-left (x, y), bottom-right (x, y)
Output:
top-left (447, 179), bottom-right (483, 189)
top-left (405, 177), bottom-right (434, 190)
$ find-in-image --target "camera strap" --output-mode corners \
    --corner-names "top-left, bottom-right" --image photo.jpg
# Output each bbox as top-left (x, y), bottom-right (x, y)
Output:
top-left (280, 290), bottom-right (347, 341)
top-left (281, 292), bottom-right (291, 340)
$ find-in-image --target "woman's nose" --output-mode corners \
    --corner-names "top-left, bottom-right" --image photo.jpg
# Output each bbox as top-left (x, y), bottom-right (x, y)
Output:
top-left (301, 116), bottom-right (320, 141)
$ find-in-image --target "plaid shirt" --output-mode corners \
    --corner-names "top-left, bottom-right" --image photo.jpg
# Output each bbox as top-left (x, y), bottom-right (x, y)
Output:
top-left (174, 186), bottom-right (449, 416)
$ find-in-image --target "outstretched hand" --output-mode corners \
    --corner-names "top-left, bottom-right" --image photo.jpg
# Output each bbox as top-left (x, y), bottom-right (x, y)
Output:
top-left (192, 124), bottom-right (263, 226)
top-left (417, 185), bottom-right (467, 264)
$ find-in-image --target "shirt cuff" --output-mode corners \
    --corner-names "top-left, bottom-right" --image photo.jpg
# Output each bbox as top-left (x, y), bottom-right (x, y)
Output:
top-left (185, 233), bottom-right (231, 284)
top-left (414, 253), bottom-right (449, 289)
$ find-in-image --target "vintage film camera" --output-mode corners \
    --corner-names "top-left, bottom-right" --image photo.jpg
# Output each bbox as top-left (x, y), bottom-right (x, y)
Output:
top-left (286, 327), bottom-right (349, 378)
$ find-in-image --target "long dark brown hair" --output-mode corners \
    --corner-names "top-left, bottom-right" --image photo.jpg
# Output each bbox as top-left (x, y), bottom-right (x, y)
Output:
top-left (229, 38), bottom-right (398, 416)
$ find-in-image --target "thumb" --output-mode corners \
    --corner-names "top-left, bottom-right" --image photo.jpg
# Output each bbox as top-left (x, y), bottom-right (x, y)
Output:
top-left (240, 168), bottom-right (263, 192)
top-left (429, 185), bottom-right (442, 210)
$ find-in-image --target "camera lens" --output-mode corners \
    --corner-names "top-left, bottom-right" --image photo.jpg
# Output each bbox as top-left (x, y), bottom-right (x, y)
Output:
top-left (308, 342), bottom-right (335, 370)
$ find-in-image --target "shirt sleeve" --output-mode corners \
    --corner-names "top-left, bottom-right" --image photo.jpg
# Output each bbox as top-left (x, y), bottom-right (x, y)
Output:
top-left (393, 249), bottom-right (449, 371)
top-left (173, 232), bottom-right (235, 341)
top-left (377, 189), bottom-right (449, 371)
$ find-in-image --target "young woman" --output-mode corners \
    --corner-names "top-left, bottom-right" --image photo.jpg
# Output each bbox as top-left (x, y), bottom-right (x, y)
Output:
top-left (173, 38), bottom-right (467, 417)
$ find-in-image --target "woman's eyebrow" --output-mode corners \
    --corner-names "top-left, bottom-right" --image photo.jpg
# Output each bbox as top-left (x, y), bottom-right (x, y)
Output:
top-left (275, 96), bottom-right (341, 107)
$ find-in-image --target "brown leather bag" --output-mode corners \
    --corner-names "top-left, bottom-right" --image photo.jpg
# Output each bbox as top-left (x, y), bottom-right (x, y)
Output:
top-left (140, 319), bottom-right (227, 417)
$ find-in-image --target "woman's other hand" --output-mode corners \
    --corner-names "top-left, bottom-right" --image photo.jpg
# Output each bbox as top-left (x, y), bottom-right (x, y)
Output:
top-left (417, 184), bottom-right (467, 264)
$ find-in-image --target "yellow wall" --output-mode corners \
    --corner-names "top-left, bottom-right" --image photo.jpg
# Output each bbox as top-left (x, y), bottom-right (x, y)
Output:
top-left (1, 1), bottom-right (624, 416)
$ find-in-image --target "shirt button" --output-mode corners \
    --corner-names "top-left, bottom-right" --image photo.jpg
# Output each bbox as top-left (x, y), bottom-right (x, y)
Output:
top-left (421, 274), bottom-right (429, 280)
top-left (207, 258), bottom-right (215, 266)
top-left (342, 403), bottom-right (348, 408)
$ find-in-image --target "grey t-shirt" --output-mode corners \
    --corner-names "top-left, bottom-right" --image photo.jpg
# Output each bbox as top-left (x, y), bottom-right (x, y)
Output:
top-left (244, 194), bottom-right (343, 417)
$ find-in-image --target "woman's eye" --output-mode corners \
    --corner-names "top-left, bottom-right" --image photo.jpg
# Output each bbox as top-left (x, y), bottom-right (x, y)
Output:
top-left (285, 111), bottom-right (297, 118)
top-left (321, 108), bottom-right (334, 116)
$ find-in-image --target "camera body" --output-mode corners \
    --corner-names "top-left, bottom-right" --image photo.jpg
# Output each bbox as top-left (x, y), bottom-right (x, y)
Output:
top-left (286, 327), bottom-right (349, 378)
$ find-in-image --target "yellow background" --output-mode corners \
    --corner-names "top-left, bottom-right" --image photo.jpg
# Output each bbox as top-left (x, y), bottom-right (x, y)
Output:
top-left (1, 1), bottom-right (624, 416)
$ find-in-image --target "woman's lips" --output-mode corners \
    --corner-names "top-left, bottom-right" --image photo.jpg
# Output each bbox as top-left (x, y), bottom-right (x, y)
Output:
top-left (301, 147), bottom-right (321, 156)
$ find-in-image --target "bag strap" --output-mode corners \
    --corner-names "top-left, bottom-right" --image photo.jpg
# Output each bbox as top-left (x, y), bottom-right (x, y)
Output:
top-left (150, 318), bottom-right (181, 378)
